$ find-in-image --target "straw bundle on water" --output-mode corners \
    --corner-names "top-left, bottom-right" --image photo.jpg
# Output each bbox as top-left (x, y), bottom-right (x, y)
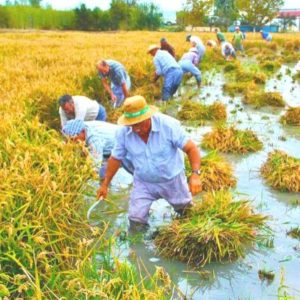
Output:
top-left (185, 151), bottom-right (236, 191)
top-left (202, 125), bottom-right (263, 153)
top-left (154, 190), bottom-right (269, 266)
top-left (177, 100), bottom-right (227, 122)
top-left (261, 150), bottom-right (300, 192)
top-left (223, 81), bottom-right (257, 96)
top-left (243, 90), bottom-right (285, 108)
top-left (280, 107), bottom-right (300, 125)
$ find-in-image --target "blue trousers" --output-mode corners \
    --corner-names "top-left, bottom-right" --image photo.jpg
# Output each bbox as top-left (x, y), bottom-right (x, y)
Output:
top-left (178, 60), bottom-right (201, 84)
top-left (111, 75), bottom-right (131, 108)
top-left (95, 104), bottom-right (107, 121)
top-left (162, 68), bottom-right (183, 101)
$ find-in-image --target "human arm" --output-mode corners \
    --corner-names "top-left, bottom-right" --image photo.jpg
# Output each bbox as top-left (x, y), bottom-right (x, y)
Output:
top-left (59, 107), bottom-right (68, 127)
top-left (101, 77), bottom-right (117, 102)
top-left (96, 156), bottom-right (122, 199)
top-left (183, 140), bottom-right (202, 195)
top-left (121, 82), bottom-right (130, 98)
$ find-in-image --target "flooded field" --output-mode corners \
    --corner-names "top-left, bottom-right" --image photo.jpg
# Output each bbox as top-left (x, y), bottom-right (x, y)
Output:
top-left (93, 61), bottom-right (300, 300)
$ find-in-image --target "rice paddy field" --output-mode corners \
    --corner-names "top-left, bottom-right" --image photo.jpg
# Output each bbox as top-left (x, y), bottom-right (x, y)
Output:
top-left (0, 30), bottom-right (300, 299)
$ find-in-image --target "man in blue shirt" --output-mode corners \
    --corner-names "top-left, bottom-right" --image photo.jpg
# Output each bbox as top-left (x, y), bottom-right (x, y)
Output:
top-left (97, 95), bottom-right (202, 226)
top-left (260, 30), bottom-right (272, 42)
top-left (96, 59), bottom-right (131, 108)
top-left (148, 45), bottom-right (183, 101)
top-left (62, 119), bottom-right (133, 178)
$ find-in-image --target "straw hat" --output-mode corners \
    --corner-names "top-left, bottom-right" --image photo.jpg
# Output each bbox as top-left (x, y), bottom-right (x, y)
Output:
top-left (147, 44), bottom-right (160, 53)
top-left (117, 95), bottom-right (158, 126)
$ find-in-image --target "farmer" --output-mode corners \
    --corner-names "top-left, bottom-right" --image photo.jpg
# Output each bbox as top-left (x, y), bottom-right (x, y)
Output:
top-left (96, 59), bottom-right (131, 108)
top-left (260, 30), bottom-right (272, 42)
top-left (215, 28), bottom-right (226, 44)
top-left (232, 26), bottom-right (244, 52)
top-left (148, 45), bottom-right (183, 101)
top-left (221, 41), bottom-right (236, 61)
top-left (97, 95), bottom-right (202, 226)
top-left (206, 39), bottom-right (217, 48)
top-left (58, 94), bottom-right (106, 128)
top-left (160, 37), bottom-right (175, 58)
top-left (62, 119), bottom-right (133, 179)
top-left (178, 47), bottom-right (202, 88)
top-left (186, 34), bottom-right (206, 61)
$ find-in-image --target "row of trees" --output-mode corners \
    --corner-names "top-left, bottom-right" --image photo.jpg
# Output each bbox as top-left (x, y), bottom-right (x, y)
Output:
top-left (0, 0), bottom-right (162, 30)
top-left (177, 0), bottom-right (284, 28)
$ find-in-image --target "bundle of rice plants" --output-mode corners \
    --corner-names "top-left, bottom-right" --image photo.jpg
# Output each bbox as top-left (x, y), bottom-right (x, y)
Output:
top-left (154, 190), bottom-right (269, 266)
top-left (177, 101), bottom-right (227, 122)
top-left (223, 81), bottom-right (257, 96)
top-left (243, 90), bottom-right (285, 108)
top-left (260, 60), bottom-right (281, 73)
top-left (261, 150), bottom-right (300, 192)
top-left (202, 125), bottom-right (263, 153)
top-left (284, 40), bottom-right (300, 51)
top-left (280, 107), bottom-right (300, 125)
top-left (185, 151), bottom-right (237, 191)
top-left (235, 69), bottom-right (267, 84)
top-left (223, 61), bottom-right (240, 73)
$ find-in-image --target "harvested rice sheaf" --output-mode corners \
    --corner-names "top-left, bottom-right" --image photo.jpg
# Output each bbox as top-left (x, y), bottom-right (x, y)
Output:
top-left (223, 81), bottom-right (257, 96)
top-left (280, 107), bottom-right (300, 125)
top-left (259, 60), bottom-right (281, 73)
top-left (202, 126), bottom-right (263, 153)
top-left (236, 69), bottom-right (267, 84)
top-left (261, 150), bottom-right (300, 192)
top-left (185, 151), bottom-right (237, 191)
top-left (154, 190), bottom-right (269, 266)
top-left (243, 90), bottom-right (285, 108)
top-left (177, 101), bottom-right (227, 122)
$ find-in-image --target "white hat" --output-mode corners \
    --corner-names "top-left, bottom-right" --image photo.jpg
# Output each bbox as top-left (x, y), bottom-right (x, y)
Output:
top-left (147, 44), bottom-right (159, 53)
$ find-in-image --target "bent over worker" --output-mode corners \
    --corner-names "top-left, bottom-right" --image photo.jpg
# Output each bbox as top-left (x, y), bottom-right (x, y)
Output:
top-left (96, 59), bottom-right (131, 108)
top-left (58, 94), bottom-right (106, 128)
top-left (148, 45), bottom-right (183, 101)
top-left (62, 119), bottom-right (133, 179)
top-left (97, 95), bottom-right (202, 226)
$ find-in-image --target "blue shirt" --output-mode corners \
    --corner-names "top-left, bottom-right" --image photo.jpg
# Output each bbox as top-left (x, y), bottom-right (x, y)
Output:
top-left (154, 49), bottom-right (180, 77)
top-left (111, 113), bottom-right (189, 183)
top-left (85, 121), bottom-right (119, 168)
top-left (98, 60), bottom-right (129, 86)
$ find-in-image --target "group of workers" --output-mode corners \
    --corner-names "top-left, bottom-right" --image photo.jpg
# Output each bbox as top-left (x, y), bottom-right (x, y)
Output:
top-left (59, 29), bottom-right (274, 228)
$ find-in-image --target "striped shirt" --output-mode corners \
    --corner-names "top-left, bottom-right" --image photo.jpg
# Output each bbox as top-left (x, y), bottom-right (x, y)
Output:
top-left (59, 96), bottom-right (100, 127)
top-left (153, 49), bottom-right (180, 77)
top-left (98, 60), bottom-right (129, 86)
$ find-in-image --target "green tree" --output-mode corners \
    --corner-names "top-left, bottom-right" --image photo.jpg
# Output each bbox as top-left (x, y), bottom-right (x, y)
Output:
top-left (74, 4), bottom-right (93, 30)
top-left (214, 0), bottom-right (238, 28)
top-left (178, 0), bottom-right (213, 27)
top-left (29, 0), bottom-right (41, 7)
top-left (236, 0), bottom-right (284, 26)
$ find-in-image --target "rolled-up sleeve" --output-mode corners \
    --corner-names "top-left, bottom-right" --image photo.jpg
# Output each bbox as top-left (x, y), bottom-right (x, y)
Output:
top-left (111, 128), bottom-right (127, 160)
top-left (170, 119), bottom-right (189, 150)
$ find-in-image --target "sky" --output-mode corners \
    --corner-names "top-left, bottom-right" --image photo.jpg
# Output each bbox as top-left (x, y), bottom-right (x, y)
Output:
top-left (1, 0), bottom-right (299, 21)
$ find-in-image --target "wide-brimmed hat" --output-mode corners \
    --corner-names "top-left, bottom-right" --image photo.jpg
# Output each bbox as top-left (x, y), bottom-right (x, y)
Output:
top-left (117, 95), bottom-right (158, 126)
top-left (235, 26), bottom-right (240, 30)
top-left (147, 44), bottom-right (160, 53)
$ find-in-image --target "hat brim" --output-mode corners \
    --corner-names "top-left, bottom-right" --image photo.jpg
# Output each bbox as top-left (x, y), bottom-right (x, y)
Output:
top-left (117, 105), bottom-right (159, 126)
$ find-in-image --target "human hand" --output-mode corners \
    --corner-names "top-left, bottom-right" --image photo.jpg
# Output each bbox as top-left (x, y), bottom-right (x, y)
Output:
top-left (188, 173), bottom-right (202, 196)
top-left (97, 183), bottom-right (108, 200)
top-left (111, 93), bottom-right (117, 103)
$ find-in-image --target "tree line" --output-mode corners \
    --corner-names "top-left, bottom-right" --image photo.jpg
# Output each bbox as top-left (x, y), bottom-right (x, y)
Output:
top-left (0, 0), bottom-right (162, 30)
top-left (177, 0), bottom-right (285, 29)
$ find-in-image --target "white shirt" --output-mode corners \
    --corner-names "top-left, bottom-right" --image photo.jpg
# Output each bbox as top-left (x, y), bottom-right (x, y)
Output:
top-left (59, 96), bottom-right (100, 127)
top-left (190, 36), bottom-right (204, 46)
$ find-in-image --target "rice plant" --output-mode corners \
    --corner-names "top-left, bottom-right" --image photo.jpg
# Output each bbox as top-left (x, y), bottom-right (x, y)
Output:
top-left (261, 150), bottom-right (300, 192)
top-left (280, 107), bottom-right (300, 126)
top-left (154, 190), bottom-right (269, 267)
top-left (202, 125), bottom-right (263, 153)
top-left (243, 90), bottom-right (285, 108)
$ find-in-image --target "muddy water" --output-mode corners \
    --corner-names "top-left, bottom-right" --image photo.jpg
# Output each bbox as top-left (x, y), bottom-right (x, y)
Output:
top-left (92, 62), bottom-right (300, 299)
